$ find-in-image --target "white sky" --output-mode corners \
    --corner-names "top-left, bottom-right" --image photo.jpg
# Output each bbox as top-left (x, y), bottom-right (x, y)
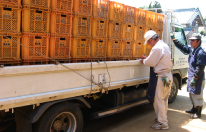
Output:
top-left (113, 0), bottom-right (206, 18)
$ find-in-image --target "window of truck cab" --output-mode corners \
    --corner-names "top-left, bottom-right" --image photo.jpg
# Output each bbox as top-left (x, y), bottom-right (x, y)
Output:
top-left (174, 27), bottom-right (188, 45)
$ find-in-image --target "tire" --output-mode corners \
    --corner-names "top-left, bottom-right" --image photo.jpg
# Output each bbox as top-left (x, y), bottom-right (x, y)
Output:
top-left (33, 102), bottom-right (83, 132)
top-left (168, 76), bottom-right (179, 104)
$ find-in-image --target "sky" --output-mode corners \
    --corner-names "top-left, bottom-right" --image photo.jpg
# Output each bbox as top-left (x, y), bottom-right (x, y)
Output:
top-left (113, 0), bottom-right (206, 18)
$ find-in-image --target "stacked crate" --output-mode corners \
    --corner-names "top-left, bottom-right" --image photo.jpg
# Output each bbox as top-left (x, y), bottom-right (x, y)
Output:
top-left (0, 0), bottom-right (166, 65)
top-left (133, 8), bottom-right (146, 59)
top-left (121, 5), bottom-right (135, 60)
top-left (0, 0), bottom-right (21, 65)
top-left (21, 0), bottom-right (50, 65)
top-left (155, 14), bottom-right (164, 39)
top-left (50, 0), bottom-right (73, 63)
top-left (143, 11), bottom-right (164, 56)
top-left (91, 0), bottom-right (109, 61)
top-left (144, 11), bottom-right (157, 56)
top-left (72, 0), bottom-right (92, 62)
top-left (107, 1), bottom-right (124, 61)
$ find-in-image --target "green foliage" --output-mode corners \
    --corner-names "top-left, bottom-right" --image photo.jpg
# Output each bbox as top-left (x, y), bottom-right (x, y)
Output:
top-left (139, 6), bottom-right (149, 9)
top-left (149, 1), bottom-right (163, 13)
top-left (200, 30), bottom-right (206, 36)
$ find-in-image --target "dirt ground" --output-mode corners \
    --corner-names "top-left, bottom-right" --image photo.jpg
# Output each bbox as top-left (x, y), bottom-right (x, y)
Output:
top-left (83, 85), bottom-right (206, 132)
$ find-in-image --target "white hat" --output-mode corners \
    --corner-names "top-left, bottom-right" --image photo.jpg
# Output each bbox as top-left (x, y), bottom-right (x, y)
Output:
top-left (189, 33), bottom-right (201, 40)
top-left (144, 30), bottom-right (157, 45)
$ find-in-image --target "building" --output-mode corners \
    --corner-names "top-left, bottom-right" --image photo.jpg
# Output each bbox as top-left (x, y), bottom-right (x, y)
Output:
top-left (174, 8), bottom-right (206, 40)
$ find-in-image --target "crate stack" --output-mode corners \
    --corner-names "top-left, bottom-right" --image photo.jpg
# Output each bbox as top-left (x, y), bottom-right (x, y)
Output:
top-left (91, 0), bottom-right (109, 62)
top-left (0, 0), bottom-right (166, 66)
top-left (120, 5), bottom-right (135, 60)
top-left (155, 14), bottom-right (164, 39)
top-left (21, 0), bottom-right (50, 65)
top-left (50, 0), bottom-right (73, 64)
top-left (107, 1), bottom-right (124, 61)
top-left (0, 0), bottom-right (21, 66)
top-left (71, 0), bottom-right (92, 63)
top-left (133, 8), bottom-right (146, 59)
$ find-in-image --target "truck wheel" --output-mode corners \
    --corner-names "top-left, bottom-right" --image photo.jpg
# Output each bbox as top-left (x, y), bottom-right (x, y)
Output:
top-left (33, 102), bottom-right (83, 132)
top-left (168, 77), bottom-right (179, 104)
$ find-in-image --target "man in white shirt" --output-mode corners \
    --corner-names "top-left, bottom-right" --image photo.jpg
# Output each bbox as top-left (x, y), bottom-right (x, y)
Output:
top-left (140, 30), bottom-right (173, 130)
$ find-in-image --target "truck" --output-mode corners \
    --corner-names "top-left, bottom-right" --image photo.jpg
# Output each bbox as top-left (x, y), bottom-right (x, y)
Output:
top-left (0, 5), bottom-right (188, 132)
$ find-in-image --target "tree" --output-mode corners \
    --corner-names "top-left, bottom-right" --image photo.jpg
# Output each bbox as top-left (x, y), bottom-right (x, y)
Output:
top-left (200, 30), bottom-right (206, 36)
top-left (149, 1), bottom-right (163, 13)
top-left (139, 6), bottom-right (149, 10)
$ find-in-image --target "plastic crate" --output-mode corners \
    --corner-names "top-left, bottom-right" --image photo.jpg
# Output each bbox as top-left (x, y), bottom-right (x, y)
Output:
top-left (156, 14), bottom-right (164, 30)
top-left (133, 41), bottom-right (144, 59)
top-left (122, 23), bottom-right (134, 40)
top-left (135, 8), bottom-right (146, 26)
top-left (107, 39), bottom-right (121, 59)
top-left (146, 11), bottom-right (157, 27)
top-left (50, 11), bottom-right (72, 35)
top-left (73, 0), bottom-right (92, 16)
top-left (108, 21), bottom-right (122, 39)
top-left (71, 36), bottom-right (91, 58)
top-left (121, 40), bottom-right (133, 58)
top-left (22, 60), bottom-right (49, 65)
top-left (22, 0), bottom-right (50, 9)
top-left (109, 1), bottom-right (124, 22)
top-left (124, 5), bottom-right (135, 23)
top-left (134, 26), bottom-right (145, 41)
top-left (50, 35), bottom-right (71, 60)
top-left (93, 0), bottom-right (109, 19)
top-left (71, 58), bottom-right (91, 63)
top-left (145, 27), bottom-right (163, 39)
top-left (21, 33), bottom-right (50, 61)
top-left (155, 28), bottom-right (163, 39)
top-left (0, 0), bottom-right (21, 5)
top-left (73, 14), bottom-right (91, 36)
top-left (91, 38), bottom-right (107, 58)
top-left (92, 18), bottom-right (108, 38)
top-left (146, 44), bottom-right (152, 56)
top-left (0, 5), bottom-right (21, 33)
top-left (51, 0), bottom-right (73, 13)
top-left (0, 33), bottom-right (21, 63)
top-left (22, 7), bottom-right (50, 33)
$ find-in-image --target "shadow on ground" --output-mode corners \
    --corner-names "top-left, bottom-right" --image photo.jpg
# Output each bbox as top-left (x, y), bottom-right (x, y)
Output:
top-left (83, 93), bottom-right (206, 132)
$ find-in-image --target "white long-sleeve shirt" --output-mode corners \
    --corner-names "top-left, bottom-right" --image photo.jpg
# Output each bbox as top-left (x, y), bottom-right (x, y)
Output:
top-left (143, 40), bottom-right (172, 74)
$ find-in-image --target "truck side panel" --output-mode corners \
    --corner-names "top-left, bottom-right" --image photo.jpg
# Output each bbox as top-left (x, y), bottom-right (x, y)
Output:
top-left (0, 60), bottom-right (149, 110)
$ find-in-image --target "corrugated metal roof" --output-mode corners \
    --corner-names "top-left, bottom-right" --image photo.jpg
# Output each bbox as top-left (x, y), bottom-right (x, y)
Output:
top-left (174, 8), bottom-right (198, 24)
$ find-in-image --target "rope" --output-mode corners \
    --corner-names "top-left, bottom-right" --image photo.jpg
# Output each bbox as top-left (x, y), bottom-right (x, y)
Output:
top-left (0, 34), bottom-right (110, 93)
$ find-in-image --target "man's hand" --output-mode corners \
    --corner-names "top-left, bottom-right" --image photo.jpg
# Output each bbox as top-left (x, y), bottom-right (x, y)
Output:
top-left (170, 33), bottom-right (175, 40)
top-left (140, 55), bottom-right (147, 64)
top-left (190, 77), bottom-right (198, 87)
top-left (141, 55), bottom-right (147, 59)
top-left (161, 77), bottom-right (171, 87)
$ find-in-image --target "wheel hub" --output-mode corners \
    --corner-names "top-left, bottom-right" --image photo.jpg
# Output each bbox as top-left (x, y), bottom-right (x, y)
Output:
top-left (50, 112), bottom-right (77, 132)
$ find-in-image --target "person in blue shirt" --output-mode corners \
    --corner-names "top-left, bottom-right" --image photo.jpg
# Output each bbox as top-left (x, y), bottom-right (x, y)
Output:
top-left (171, 33), bottom-right (206, 119)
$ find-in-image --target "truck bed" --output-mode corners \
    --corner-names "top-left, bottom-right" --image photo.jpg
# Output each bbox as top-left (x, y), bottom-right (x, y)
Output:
top-left (0, 60), bottom-right (150, 111)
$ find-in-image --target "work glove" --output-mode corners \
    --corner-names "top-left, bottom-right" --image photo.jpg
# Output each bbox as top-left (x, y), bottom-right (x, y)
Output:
top-left (161, 77), bottom-right (171, 87)
top-left (170, 33), bottom-right (175, 40)
top-left (190, 77), bottom-right (198, 87)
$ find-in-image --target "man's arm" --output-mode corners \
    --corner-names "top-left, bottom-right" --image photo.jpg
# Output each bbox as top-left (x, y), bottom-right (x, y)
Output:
top-left (194, 51), bottom-right (206, 78)
top-left (173, 39), bottom-right (191, 54)
top-left (142, 48), bottom-right (162, 67)
top-left (170, 34), bottom-right (191, 54)
top-left (190, 50), bottom-right (206, 87)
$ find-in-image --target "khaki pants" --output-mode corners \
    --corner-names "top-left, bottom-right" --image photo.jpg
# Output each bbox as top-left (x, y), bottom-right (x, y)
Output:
top-left (190, 79), bottom-right (205, 107)
top-left (153, 74), bottom-right (172, 125)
